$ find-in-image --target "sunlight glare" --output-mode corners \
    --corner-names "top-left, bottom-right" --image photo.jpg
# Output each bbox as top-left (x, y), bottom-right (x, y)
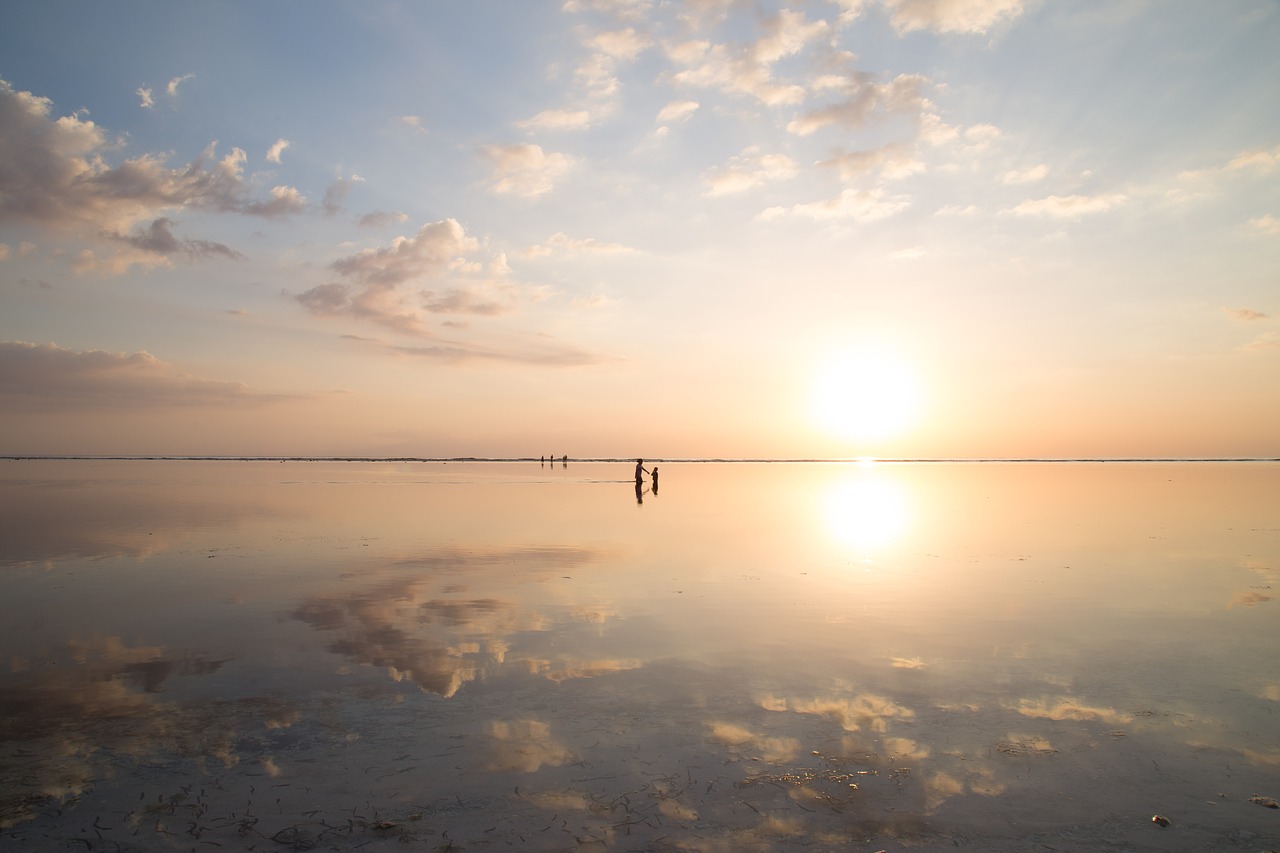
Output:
top-left (812, 348), bottom-right (922, 443)
top-left (822, 471), bottom-right (911, 553)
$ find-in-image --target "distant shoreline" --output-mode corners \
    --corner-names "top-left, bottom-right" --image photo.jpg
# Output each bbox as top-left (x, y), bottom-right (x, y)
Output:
top-left (3, 456), bottom-right (1278, 464)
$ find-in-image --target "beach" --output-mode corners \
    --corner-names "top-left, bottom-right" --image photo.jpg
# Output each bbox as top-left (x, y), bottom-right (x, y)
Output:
top-left (1, 459), bottom-right (1278, 851)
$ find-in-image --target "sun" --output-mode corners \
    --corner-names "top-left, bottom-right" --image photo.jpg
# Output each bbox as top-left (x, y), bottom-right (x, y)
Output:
top-left (811, 348), bottom-right (922, 443)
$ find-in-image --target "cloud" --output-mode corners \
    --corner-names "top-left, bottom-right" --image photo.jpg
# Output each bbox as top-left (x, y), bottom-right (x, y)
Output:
top-left (1249, 214), bottom-right (1280, 235)
top-left (322, 176), bottom-right (361, 216)
top-left (819, 142), bottom-right (920, 183)
top-left (561, 0), bottom-right (654, 22)
top-left (103, 216), bottom-right (244, 265)
top-left (961, 122), bottom-right (1002, 150)
top-left (666, 9), bottom-right (828, 106)
top-left (297, 219), bottom-right (499, 335)
top-left (166, 74), bottom-right (195, 97)
top-left (1002, 164), bottom-right (1048, 185)
top-left (243, 185), bottom-right (307, 218)
top-left (1226, 145), bottom-right (1280, 173)
top-left (387, 338), bottom-right (604, 367)
top-left (1008, 192), bottom-right (1127, 218)
top-left (656, 99), bottom-right (699, 124)
top-left (522, 231), bottom-right (638, 258)
top-left (357, 210), bottom-right (409, 228)
top-left (586, 26), bottom-right (651, 60)
top-left (517, 109), bottom-right (593, 132)
top-left (759, 187), bottom-right (911, 222)
top-left (704, 147), bottom-right (797, 196)
top-left (136, 87), bottom-right (154, 109)
top-left (1241, 331), bottom-right (1280, 352)
top-left (0, 341), bottom-right (295, 410)
top-left (265, 138), bottom-right (290, 164)
top-left (881, 0), bottom-right (1026, 34)
top-left (482, 143), bottom-right (573, 198)
top-left (0, 79), bottom-right (306, 268)
top-left (397, 114), bottom-right (430, 137)
top-left (1225, 307), bottom-right (1268, 321)
top-left (534, 25), bottom-right (653, 130)
top-left (787, 73), bottom-right (929, 136)
top-left (328, 219), bottom-right (478, 288)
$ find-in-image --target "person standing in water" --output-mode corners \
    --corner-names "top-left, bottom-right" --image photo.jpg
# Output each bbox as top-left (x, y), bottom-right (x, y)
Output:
top-left (651, 466), bottom-right (659, 493)
top-left (634, 459), bottom-right (650, 484)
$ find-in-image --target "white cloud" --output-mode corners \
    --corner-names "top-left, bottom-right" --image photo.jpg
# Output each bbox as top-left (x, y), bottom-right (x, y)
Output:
top-left (962, 122), bottom-right (1002, 151)
top-left (833, 0), bottom-right (870, 26)
top-left (398, 115), bottom-right (430, 136)
top-left (1227, 145), bottom-right (1280, 173)
top-left (920, 112), bottom-right (959, 145)
top-left (881, 0), bottom-right (1026, 35)
top-left (704, 148), bottom-right (797, 196)
top-left (787, 73), bottom-right (929, 136)
top-left (136, 86), bottom-right (154, 109)
top-left (586, 27), bottom-right (651, 60)
top-left (482, 143), bottom-right (574, 198)
top-left (819, 142), bottom-right (922, 183)
top-left (1002, 164), bottom-right (1048, 185)
top-left (759, 187), bottom-right (911, 222)
top-left (166, 74), bottom-right (195, 97)
top-left (1008, 193), bottom-right (1127, 218)
top-left (266, 138), bottom-right (291, 164)
top-left (1249, 214), bottom-right (1280, 235)
top-left (656, 100), bottom-right (699, 124)
top-left (667, 10), bottom-right (827, 107)
top-left (329, 219), bottom-right (478, 288)
top-left (561, 0), bottom-right (654, 22)
top-left (523, 232), bottom-right (638, 258)
top-left (517, 109), bottom-right (593, 131)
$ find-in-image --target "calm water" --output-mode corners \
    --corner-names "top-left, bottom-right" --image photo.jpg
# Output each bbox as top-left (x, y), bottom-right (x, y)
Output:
top-left (1, 460), bottom-right (1277, 851)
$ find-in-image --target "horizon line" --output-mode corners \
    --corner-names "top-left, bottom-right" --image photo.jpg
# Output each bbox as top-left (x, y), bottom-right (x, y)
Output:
top-left (3, 455), bottom-right (1278, 464)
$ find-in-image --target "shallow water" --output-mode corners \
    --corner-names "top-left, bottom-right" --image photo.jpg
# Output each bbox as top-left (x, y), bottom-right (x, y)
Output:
top-left (1, 459), bottom-right (1277, 851)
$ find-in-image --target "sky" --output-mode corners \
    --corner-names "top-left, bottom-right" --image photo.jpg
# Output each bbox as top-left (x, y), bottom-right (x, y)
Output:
top-left (1, 0), bottom-right (1278, 459)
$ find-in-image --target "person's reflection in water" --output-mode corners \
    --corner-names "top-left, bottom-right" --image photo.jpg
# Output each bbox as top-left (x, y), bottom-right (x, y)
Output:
top-left (634, 458), bottom-right (653, 504)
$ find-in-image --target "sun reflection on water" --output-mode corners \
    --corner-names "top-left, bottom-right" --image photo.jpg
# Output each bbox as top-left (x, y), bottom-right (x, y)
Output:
top-left (821, 468), bottom-right (912, 554)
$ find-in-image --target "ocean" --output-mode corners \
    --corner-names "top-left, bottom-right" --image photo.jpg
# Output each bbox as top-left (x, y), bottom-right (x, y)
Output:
top-left (1, 459), bottom-right (1277, 851)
